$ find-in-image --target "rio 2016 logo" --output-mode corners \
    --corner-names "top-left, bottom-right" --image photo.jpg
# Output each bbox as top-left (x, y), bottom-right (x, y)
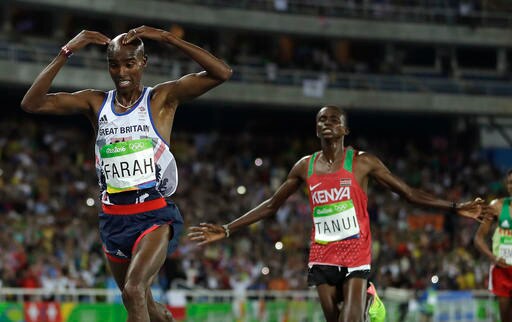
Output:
top-left (106, 146), bottom-right (126, 154)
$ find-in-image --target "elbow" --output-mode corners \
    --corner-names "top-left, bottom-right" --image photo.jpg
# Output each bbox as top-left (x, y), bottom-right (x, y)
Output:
top-left (402, 191), bottom-right (415, 204)
top-left (473, 231), bottom-right (487, 250)
top-left (473, 239), bottom-right (482, 253)
top-left (20, 99), bottom-right (37, 113)
top-left (219, 67), bottom-right (233, 82)
top-left (474, 235), bottom-right (483, 246)
top-left (403, 188), bottom-right (426, 205)
top-left (20, 93), bottom-right (44, 113)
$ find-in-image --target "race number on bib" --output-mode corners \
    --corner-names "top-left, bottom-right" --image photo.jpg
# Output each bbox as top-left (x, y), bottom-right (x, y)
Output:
top-left (313, 200), bottom-right (360, 244)
top-left (498, 236), bottom-right (512, 265)
top-left (100, 139), bottom-right (156, 194)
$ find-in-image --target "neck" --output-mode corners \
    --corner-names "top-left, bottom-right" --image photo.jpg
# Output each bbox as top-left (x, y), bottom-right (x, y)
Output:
top-left (116, 86), bottom-right (143, 109)
top-left (321, 139), bottom-right (344, 164)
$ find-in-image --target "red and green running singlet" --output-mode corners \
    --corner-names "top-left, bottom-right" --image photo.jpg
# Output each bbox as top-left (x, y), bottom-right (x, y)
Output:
top-left (492, 197), bottom-right (512, 264)
top-left (306, 147), bottom-right (371, 268)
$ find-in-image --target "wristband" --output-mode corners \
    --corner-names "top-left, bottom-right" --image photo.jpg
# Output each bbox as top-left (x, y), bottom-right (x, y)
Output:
top-left (222, 224), bottom-right (230, 238)
top-left (60, 45), bottom-right (73, 58)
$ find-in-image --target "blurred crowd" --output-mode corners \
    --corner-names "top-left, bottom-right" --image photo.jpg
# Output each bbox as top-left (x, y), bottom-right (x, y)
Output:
top-left (170, 0), bottom-right (499, 29)
top-left (0, 0), bottom-right (510, 307)
top-left (3, 0), bottom-right (503, 78)
top-left (3, 23), bottom-right (508, 99)
top-left (0, 112), bottom-right (506, 297)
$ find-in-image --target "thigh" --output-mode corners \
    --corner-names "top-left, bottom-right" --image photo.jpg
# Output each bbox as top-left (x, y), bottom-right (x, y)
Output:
top-left (316, 283), bottom-right (342, 322)
top-left (107, 259), bottom-right (130, 291)
top-left (497, 296), bottom-right (512, 321)
top-left (341, 277), bottom-right (367, 320)
top-left (125, 225), bottom-right (171, 287)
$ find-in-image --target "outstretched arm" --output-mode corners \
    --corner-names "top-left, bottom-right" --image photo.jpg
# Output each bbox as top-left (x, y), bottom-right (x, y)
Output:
top-left (474, 200), bottom-right (510, 268)
top-left (123, 25), bottom-right (232, 103)
top-left (21, 30), bottom-right (110, 115)
top-left (189, 157), bottom-right (308, 246)
top-left (361, 153), bottom-right (485, 221)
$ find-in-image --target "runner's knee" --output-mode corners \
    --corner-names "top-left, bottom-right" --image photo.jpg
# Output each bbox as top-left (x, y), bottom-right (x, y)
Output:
top-left (122, 282), bottom-right (146, 305)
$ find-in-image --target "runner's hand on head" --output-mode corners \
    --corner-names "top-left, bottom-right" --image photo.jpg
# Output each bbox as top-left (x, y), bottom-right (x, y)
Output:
top-left (456, 197), bottom-right (486, 222)
top-left (123, 25), bottom-right (161, 44)
top-left (65, 30), bottom-right (110, 52)
top-left (123, 25), bottom-right (183, 44)
top-left (188, 223), bottom-right (226, 246)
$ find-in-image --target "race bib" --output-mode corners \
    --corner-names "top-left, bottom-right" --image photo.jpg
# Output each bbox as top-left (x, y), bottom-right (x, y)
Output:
top-left (100, 139), bottom-right (156, 194)
top-left (498, 236), bottom-right (512, 265)
top-left (313, 200), bottom-right (360, 244)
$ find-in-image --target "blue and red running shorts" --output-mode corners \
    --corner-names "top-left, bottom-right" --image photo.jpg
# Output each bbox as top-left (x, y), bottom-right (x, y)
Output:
top-left (99, 199), bottom-right (183, 263)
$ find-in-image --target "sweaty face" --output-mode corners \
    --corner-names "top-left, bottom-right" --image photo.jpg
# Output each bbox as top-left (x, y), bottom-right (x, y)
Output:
top-left (316, 107), bottom-right (347, 139)
top-left (107, 43), bottom-right (146, 93)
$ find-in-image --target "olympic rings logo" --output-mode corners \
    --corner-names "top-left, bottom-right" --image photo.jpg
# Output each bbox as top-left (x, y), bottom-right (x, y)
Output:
top-left (129, 142), bottom-right (146, 151)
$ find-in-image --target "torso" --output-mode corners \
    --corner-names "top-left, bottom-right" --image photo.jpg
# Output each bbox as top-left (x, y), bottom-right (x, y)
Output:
top-left (299, 150), bottom-right (373, 193)
top-left (305, 147), bottom-right (372, 268)
top-left (94, 87), bottom-right (178, 205)
top-left (90, 86), bottom-right (177, 145)
top-left (492, 197), bottom-right (512, 265)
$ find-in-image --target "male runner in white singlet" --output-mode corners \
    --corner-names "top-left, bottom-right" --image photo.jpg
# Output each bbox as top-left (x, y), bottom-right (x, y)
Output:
top-left (21, 26), bottom-right (232, 322)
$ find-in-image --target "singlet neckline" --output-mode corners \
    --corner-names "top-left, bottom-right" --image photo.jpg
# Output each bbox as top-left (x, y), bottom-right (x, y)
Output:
top-left (111, 87), bottom-right (147, 116)
top-left (500, 197), bottom-right (512, 225)
top-left (309, 147), bottom-right (354, 178)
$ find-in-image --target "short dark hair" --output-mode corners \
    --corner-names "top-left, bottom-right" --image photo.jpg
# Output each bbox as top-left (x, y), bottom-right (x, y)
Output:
top-left (317, 105), bottom-right (348, 127)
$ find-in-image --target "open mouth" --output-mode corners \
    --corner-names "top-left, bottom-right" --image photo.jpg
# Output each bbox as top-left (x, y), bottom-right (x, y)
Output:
top-left (118, 80), bottom-right (131, 87)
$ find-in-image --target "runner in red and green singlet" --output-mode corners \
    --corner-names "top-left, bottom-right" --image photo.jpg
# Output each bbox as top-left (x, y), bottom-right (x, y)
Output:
top-left (306, 147), bottom-right (371, 269)
top-left (190, 106), bottom-right (486, 322)
top-left (475, 170), bottom-right (512, 321)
